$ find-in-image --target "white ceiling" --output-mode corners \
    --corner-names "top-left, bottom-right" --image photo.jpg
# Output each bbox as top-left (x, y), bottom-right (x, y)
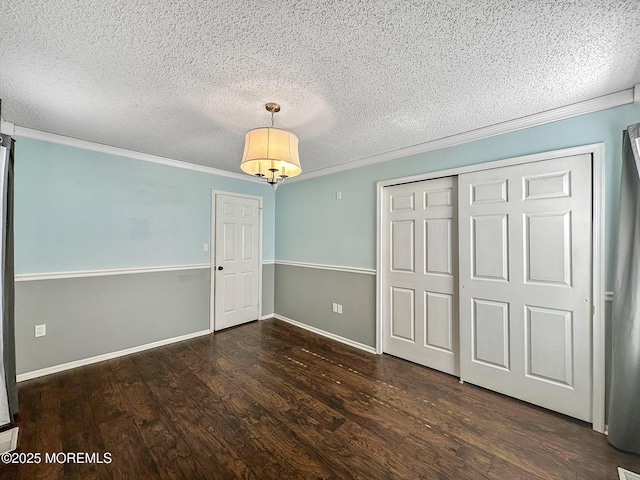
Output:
top-left (1, 1), bottom-right (639, 176)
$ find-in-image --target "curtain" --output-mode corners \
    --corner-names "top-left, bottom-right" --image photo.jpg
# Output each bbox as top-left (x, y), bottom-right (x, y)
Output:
top-left (0, 133), bottom-right (16, 426)
top-left (608, 123), bottom-right (640, 453)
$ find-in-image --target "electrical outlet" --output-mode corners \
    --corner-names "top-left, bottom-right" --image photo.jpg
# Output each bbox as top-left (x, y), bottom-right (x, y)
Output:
top-left (332, 303), bottom-right (338, 313)
top-left (202, 243), bottom-right (209, 253)
top-left (337, 304), bottom-right (343, 314)
top-left (35, 324), bottom-right (46, 338)
top-left (336, 191), bottom-right (342, 200)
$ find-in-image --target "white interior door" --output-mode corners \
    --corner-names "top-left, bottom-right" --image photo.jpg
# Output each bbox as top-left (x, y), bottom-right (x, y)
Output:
top-left (458, 154), bottom-right (592, 421)
top-left (214, 193), bottom-right (261, 331)
top-left (382, 177), bottom-right (458, 376)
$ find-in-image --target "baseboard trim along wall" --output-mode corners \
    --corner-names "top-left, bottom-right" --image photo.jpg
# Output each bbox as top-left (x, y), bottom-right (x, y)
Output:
top-left (16, 329), bottom-right (211, 382)
top-left (275, 260), bottom-right (376, 276)
top-left (274, 314), bottom-right (377, 355)
top-left (15, 264), bottom-right (211, 282)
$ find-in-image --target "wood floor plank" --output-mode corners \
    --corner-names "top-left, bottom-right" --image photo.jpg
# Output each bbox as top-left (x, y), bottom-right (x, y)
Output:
top-left (236, 327), bottom-right (499, 479)
top-left (203, 357), bottom-right (400, 479)
top-left (486, 455), bottom-right (547, 480)
top-left (130, 349), bottom-right (261, 480)
top-left (205, 330), bottom-right (507, 479)
top-left (5, 318), bottom-right (640, 480)
top-left (109, 357), bottom-right (208, 480)
top-left (98, 410), bottom-right (160, 480)
top-left (58, 369), bottom-right (112, 480)
top-left (20, 376), bottom-right (65, 480)
top-left (173, 346), bottom-right (338, 479)
top-left (186, 333), bottom-right (412, 479)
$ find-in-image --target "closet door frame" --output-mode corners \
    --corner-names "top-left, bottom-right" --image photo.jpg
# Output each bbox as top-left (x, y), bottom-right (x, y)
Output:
top-left (375, 143), bottom-right (606, 433)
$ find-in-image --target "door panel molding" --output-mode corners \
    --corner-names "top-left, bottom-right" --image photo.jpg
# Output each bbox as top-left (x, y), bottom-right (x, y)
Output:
top-left (524, 305), bottom-right (574, 387)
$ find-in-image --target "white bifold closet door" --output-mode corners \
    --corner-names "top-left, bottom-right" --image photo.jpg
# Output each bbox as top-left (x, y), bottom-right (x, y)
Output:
top-left (458, 154), bottom-right (592, 421)
top-left (382, 177), bottom-right (459, 376)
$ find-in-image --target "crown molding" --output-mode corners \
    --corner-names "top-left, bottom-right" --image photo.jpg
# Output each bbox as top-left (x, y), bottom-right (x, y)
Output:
top-left (13, 126), bottom-right (256, 182)
top-left (288, 88), bottom-right (635, 183)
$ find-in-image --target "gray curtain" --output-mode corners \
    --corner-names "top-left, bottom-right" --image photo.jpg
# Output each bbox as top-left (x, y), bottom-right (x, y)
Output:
top-left (608, 123), bottom-right (640, 453)
top-left (0, 133), bottom-right (16, 426)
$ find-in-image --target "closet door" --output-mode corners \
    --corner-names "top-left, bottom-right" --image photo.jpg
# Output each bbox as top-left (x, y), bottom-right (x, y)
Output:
top-left (458, 154), bottom-right (592, 421)
top-left (382, 177), bottom-right (458, 376)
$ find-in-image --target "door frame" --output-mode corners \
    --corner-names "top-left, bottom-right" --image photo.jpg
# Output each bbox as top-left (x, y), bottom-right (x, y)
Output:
top-left (376, 143), bottom-right (606, 433)
top-left (210, 190), bottom-right (263, 332)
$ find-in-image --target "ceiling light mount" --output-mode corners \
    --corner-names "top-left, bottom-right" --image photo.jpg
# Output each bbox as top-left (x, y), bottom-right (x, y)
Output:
top-left (240, 102), bottom-right (301, 190)
top-left (265, 102), bottom-right (280, 114)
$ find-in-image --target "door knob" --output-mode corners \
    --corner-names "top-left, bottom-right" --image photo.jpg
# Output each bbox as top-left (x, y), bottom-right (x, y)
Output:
top-left (217, 266), bottom-right (224, 271)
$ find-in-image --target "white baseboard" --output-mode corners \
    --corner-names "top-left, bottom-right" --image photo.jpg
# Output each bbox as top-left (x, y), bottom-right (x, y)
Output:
top-left (17, 329), bottom-right (212, 382)
top-left (260, 313), bottom-right (275, 320)
top-left (273, 314), bottom-right (376, 354)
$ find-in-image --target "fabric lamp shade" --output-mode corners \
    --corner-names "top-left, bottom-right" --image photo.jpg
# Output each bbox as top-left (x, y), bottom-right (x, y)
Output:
top-left (240, 127), bottom-right (301, 178)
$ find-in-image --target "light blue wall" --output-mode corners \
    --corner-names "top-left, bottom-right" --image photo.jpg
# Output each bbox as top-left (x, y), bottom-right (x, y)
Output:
top-left (15, 137), bottom-right (275, 274)
top-left (276, 103), bottom-right (640, 289)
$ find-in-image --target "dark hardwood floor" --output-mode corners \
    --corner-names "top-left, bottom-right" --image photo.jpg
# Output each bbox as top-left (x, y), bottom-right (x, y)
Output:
top-left (2, 318), bottom-right (639, 479)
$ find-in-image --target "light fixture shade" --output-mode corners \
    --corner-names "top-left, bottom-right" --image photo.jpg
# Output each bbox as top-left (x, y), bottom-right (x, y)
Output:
top-left (240, 127), bottom-right (301, 178)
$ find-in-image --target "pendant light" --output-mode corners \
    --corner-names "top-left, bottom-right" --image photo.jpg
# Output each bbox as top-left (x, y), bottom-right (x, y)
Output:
top-left (240, 102), bottom-right (301, 190)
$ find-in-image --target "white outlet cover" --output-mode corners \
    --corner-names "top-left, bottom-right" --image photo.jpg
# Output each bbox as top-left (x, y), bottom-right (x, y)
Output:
top-left (202, 243), bottom-right (209, 252)
top-left (337, 304), bottom-right (343, 314)
top-left (336, 191), bottom-right (342, 200)
top-left (332, 303), bottom-right (337, 312)
top-left (35, 324), bottom-right (46, 337)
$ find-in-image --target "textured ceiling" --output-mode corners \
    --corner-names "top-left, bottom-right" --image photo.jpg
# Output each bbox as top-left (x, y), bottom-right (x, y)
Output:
top-left (1, 1), bottom-right (639, 176)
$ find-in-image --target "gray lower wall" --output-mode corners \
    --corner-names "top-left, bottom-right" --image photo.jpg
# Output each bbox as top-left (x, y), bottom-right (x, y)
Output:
top-left (15, 268), bottom-right (211, 374)
top-left (274, 264), bottom-right (376, 347)
top-left (262, 263), bottom-right (275, 315)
